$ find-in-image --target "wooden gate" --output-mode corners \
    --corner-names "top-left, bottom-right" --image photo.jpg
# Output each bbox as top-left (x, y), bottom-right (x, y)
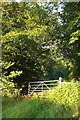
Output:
top-left (28, 77), bottom-right (62, 98)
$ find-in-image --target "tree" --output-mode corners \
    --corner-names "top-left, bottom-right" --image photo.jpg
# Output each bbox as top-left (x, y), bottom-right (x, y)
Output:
top-left (2, 2), bottom-right (52, 94)
top-left (57, 2), bottom-right (80, 81)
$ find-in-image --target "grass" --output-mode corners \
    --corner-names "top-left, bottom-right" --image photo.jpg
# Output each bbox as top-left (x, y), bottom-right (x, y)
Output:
top-left (2, 81), bottom-right (79, 118)
top-left (2, 97), bottom-right (73, 118)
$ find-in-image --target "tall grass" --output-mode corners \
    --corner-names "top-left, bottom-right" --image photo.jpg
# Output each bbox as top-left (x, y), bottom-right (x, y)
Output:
top-left (2, 81), bottom-right (79, 118)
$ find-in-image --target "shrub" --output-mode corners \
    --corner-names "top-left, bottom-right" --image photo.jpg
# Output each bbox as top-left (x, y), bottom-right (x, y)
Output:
top-left (45, 81), bottom-right (79, 117)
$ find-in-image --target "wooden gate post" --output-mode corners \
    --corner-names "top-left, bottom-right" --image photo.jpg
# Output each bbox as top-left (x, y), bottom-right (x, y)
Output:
top-left (42, 81), bottom-right (44, 98)
top-left (28, 83), bottom-right (30, 96)
top-left (59, 77), bottom-right (62, 88)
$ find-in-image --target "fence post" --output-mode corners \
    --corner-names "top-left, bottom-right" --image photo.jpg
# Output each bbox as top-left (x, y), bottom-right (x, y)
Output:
top-left (28, 83), bottom-right (30, 96)
top-left (42, 81), bottom-right (44, 98)
top-left (59, 77), bottom-right (62, 88)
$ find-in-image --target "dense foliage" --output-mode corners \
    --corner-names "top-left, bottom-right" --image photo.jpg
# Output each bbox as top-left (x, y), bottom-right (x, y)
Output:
top-left (58, 2), bottom-right (80, 80)
top-left (1, 2), bottom-right (80, 96)
top-left (2, 2), bottom-right (50, 95)
top-left (1, 61), bottom-right (22, 97)
top-left (47, 81), bottom-right (79, 117)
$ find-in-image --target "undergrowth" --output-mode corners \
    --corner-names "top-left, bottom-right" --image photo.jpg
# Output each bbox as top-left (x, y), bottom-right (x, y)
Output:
top-left (2, 81), bottom-right (79, 118)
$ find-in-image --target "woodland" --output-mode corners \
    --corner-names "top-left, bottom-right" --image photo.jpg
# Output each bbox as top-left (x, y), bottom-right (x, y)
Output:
top-left (1, 1), bottom-right (80, 118)
top-left (2, 1), bottom-right (80, 95)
